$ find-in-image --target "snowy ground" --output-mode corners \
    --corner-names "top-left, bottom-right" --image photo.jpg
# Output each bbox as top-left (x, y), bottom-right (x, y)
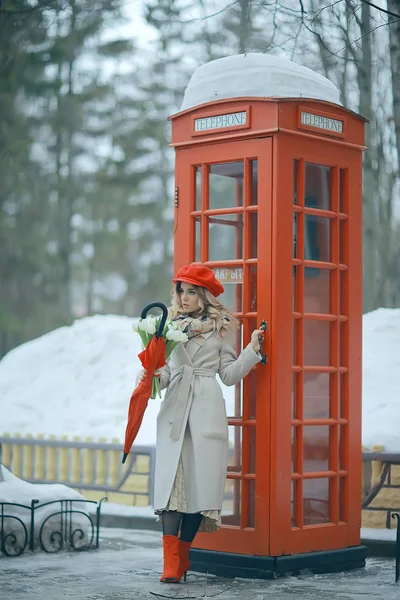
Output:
top-left (1, 308), bottom-right (400, 451)
top-left (1, 528), bottom-right (399, 600)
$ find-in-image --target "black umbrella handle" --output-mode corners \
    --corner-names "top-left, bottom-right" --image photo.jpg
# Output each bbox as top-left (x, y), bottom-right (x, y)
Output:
top-left (141, 302), bottom-right (168, 339)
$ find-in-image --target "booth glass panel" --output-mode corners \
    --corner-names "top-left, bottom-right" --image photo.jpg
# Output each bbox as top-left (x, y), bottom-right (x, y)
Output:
top-left (304, 319), bottom-right (330, 366)
top-left (339, 218), bottom-right (347, 264)
top-left (247, 364), bottom-right (257, 420)
top-left (304, 216), bottom-right (331, 262)
top-left (248, 479), bottom-right (256, 527)
top-left (338, 425), bottom-right (347, 471)
top-left (339, 373), bottom-right (348, 419)
top-left (250, 160), bottom-right (258, 206)
top-left (339, 269), bottom-right (348, 315)
top-left (228, 426), bottom-right (242, 473)
top-left (292, 372), bottom-right (299, 419)
top-left (209, 162), bottom-right (244, 209)
top-left (291, 481), bottom-right (298, 527)
top-left (196, 166), bottom-right (202, 211)
top-left (248, 426), bottom-right (256, 473)
top-left (339, 476), bottom-right (347, 521)
top-left (209, 214), bottom-right (244, 261)
top-left (222, 478), bottom-right (241, 526)
top-left (303, 478), bottom-right (330, 525)
top-left (249, 212), bottom-right (258, 258)
top-left (303, 268), bottom-right (331, 314)
top-left (339, 168), bottom-right (347, 214)
top-left (339, 321), bottom-right (348, 367)
top-left (248, 264), bottom-right (257, 311)
top-left (195, 217), bottom-right (201, 262)
top-left (218, 281), bottom-right (243, 313)
top-left (305, 163), bottom-right (331, 210)
top-left (303, 373), bottom-right (330, 418)
top-left (303, 425), bottom-right (330, 472)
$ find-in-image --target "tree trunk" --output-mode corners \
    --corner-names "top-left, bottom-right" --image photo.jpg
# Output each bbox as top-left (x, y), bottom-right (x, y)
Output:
top-left (357, 1), bottom-right (377, 313)
top-left (387, 0), bottom-right (400, 171)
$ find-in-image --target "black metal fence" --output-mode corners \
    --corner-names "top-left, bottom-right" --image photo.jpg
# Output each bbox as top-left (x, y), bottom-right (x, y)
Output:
top-left (0, 497), bottom-right (107, 557)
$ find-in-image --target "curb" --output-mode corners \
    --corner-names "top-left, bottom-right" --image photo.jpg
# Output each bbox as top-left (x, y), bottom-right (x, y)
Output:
top-left (99, 513), bottom-right (161, 532)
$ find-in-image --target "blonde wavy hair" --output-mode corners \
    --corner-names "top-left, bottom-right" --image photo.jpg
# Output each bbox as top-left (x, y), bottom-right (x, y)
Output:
top-left (168, 283), bottom-right (239, 334)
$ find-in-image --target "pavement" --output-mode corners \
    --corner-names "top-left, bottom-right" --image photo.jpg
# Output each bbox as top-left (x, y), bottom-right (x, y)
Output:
top-left (1, 528), bottom-right (400, 600)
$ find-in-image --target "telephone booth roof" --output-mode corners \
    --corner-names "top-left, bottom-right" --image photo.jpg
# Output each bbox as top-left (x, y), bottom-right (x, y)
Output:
top-left (169, 54), bottom-right (366, 148)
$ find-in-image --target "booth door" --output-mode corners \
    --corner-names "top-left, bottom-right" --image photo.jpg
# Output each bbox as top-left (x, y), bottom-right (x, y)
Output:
top-left (174, 138), bottom-right (272, 555)
top-left (271, 136), bottom-right (363, 556)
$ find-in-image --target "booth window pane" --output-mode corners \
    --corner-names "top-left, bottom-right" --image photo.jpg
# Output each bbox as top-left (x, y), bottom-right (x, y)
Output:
top-left (248, 264), bottom-right (257, 311)
top-left (227, 426), bottom-right (242, 473)
top-left (248, 426), bottom-right (256, 474)
top-left (305, 163), bottom-right (331, 210)
top-left (303, 478), bottom-right (330, 525)
top-left (250, 160), bottom-right (258, 205)
top-left (305, 216), bottom-right (331, 262)
top-left (339, 269), bottom-right (348, 315)
top-left (339, 373), bottom-right (348, 420)
top-left (292, 319), bottom-right (299, 365)
top-left (291, 480), bottom-right (298, 527)
top-left (195, 217), bottom-right (201, 262)
top-left (304, 319), bottom-right (330, 366)
top-left (222, 478), bottom-right (241, 526)
top-left (218, 281), bottom-right (243, 313)
top-left (209, 214), bottom-right (243, 261)
top-left (293, 266), bottom-right (302, 312)
top-left (339, 476), bottom-right (347, 522)
top-left (248, 479), bottom-right (255, 527)
top-left (304, 373), bottom-right (330, 418)
top-left (339, 425), bottom-right (347, 471)
top-left (303, 425), bottom-right (330, 472)
top-left (339, 218), bottom-right (347, 264)
top-left (304, 268), bottom-right (331, 314)
top-left (250, 212), bottom-right (258, 258)
top-left (292, 373), bottom-right (298, 419)
top-left (339, 321), bottom-right (348, 367)
top-left (339, 168), bottom-right (347, 214)
top-left (209, 162), bottom-right (244, 209)
top-left (196, 166), bottom-right (202, 211)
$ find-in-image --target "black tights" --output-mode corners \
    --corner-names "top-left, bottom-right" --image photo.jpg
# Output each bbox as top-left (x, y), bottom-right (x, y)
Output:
top-left (161, 510), bottom-right (203, 543)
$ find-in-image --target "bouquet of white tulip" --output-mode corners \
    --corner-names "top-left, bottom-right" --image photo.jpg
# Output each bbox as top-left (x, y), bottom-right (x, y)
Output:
top-left (132, 316), bottom-right (188, 398)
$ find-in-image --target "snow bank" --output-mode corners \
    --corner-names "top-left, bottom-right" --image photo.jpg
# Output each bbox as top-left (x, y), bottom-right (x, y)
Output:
top-left (0, 314), bottom-right (235, 445)
top-left (1, 308), bottom-right (400, 451)
top-left (362, 308), bottom-right (400, 451)
top-left (180, 53), bottom-right (342, 111)
top-left (0, 466), bottom-right (89, 551)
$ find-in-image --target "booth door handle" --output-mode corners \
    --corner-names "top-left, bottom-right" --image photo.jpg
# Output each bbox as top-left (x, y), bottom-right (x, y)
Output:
top-left (259, 320), bottom-right (268, 365)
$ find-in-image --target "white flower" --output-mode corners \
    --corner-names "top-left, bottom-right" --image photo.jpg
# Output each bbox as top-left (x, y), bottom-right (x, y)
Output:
top-left (166, 329), bottom-right (188, 343)
top-left (132, 320), bottom-right (140, 332)
top-left (138, 316), bottom-right (157, 335)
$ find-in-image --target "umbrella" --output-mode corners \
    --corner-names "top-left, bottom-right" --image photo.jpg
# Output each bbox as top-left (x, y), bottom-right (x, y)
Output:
top-left (122, 302), bottom-right (168, 464)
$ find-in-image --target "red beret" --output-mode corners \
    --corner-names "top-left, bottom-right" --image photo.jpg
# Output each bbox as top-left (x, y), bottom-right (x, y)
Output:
top-left (172, 264), bottom-right (224, 298)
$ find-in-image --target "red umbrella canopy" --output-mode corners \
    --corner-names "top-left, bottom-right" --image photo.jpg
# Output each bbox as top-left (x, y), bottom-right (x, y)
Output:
top-left (122, 334), bottom-right (166, 463)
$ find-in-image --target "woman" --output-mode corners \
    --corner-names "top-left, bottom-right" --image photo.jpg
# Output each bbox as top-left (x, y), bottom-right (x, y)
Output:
top-left (142, 264), bottom-right (264, 583)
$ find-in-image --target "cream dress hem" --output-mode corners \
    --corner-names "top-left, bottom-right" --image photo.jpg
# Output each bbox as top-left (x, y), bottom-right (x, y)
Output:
top-left (155, 456), bottom-right (221, 533)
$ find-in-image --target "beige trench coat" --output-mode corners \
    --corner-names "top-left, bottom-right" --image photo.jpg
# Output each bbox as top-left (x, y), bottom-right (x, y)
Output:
top-left (154, 330), bottom-right (261, 513)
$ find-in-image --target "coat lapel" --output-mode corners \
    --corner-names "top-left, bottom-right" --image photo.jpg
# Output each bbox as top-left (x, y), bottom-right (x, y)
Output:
top-left (185, 330), bottom-right (215, 362)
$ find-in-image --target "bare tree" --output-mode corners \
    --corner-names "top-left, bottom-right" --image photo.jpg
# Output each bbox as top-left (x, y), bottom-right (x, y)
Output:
top-left (387, 0), bottom-right (400, 171)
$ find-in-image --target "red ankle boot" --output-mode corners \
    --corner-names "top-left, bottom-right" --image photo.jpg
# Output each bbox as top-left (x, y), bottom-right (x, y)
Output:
top-left (160, 535), bottom-right (181, 583)
top-left (178, 540), bottom-right (192, 581)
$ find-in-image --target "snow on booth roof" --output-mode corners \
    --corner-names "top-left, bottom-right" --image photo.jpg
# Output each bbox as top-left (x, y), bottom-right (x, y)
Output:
top-left (180, 53), bottom-right (342, 111)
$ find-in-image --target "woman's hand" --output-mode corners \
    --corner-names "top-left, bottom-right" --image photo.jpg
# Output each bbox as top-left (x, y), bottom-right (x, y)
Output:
top-left (250, 329), bottom-right (265, 353)
top-left (136, 368), bottom-right (148, 386)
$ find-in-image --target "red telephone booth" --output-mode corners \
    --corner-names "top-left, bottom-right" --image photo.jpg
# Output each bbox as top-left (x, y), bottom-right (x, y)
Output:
top-left (170, 54), bottom-right (367, 577)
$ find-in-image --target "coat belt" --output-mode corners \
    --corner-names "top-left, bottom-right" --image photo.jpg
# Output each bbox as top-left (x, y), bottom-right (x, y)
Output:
top-left (169, 365), bottom-right (216, 441)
